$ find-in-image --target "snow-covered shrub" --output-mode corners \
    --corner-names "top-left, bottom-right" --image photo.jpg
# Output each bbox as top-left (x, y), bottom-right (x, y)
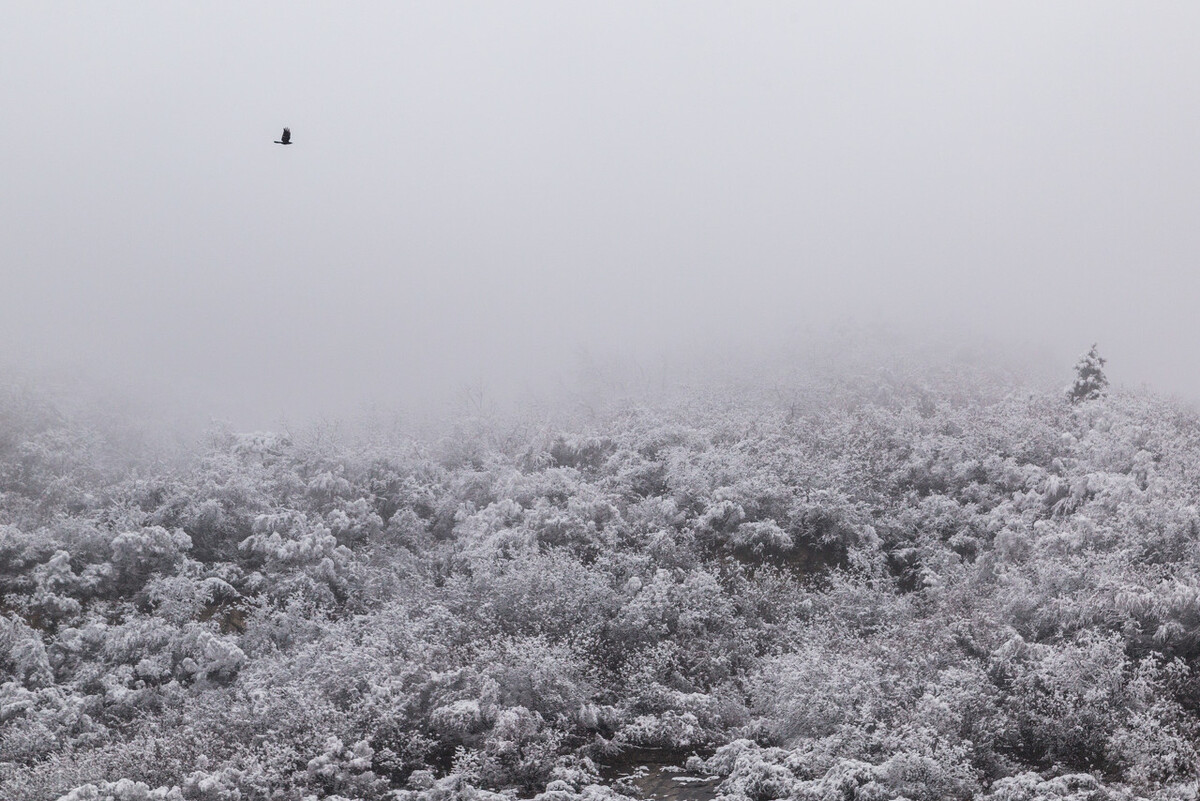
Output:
top-left (716, 746), bottom-right (796, 801)
top-left (547, 437), bottom-right (614, 472)
top-left (239, 511), bottom-right (357, 605)
top-left (0, 614), bottom-right (54, 687)
top-left (617, 710), bottom-right (706, 750)
top-left (726, 520), bottom-right (793, 560)
top-left (430, 700), bottom-right (485, 741)
top-left (110, 527), bottom-right (193, 594)
top-left (704, 741), bottom-right (981, 801)
top-left (983, 771), bottom-right (1133, 801)
top-left (1067, 345), bottom-right (1108, 405)
top-left (55, 779), bottom-right (183, 801)
top-left (325, 498), bottom-right (384, 547)
top-left (306, 735), bottom-right (389, 799)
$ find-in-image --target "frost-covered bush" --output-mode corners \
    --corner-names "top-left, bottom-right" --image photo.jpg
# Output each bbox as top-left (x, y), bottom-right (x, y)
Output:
top-left (110, 527), bottom-right (193, 594)
top-left (983, 771), bottom-right (1135, 801)
top-left (239, 511), bottom-right (358, 605)
top-left (55, 779), bottom-right (183, 801)
top-left (0, 614), bottom-right (54, 687)
top-left (994, 633), bottom-right (1137, 772)
top-left (306, 736), bottom-right (389, 799)
top-left (1067, 345), bottom-right (1109, 405)
top-left (700, 740), bottom-right (981, 801)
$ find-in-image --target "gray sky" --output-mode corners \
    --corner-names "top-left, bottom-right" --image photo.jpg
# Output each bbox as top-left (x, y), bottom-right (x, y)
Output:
top-left (3, 3), bottom-right (1200, 425)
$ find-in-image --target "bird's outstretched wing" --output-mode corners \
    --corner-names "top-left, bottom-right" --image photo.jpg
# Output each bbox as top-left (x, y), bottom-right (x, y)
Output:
top-left (279, 127), bottom-right (291, 144)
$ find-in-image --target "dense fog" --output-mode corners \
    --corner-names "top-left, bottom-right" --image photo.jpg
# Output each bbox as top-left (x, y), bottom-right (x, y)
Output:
top-left (4, 3), bottom-right (1200, 425)
top-left (9, 7), bottom-right (1200, 801)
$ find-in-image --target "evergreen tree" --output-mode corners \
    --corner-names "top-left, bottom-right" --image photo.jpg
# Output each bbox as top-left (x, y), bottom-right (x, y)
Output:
top-left (1068, 343), bottom-right (1108, 403)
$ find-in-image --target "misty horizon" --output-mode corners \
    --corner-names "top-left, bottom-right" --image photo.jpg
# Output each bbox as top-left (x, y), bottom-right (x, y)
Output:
top-left (4, 3), bottom-right (1199, 422)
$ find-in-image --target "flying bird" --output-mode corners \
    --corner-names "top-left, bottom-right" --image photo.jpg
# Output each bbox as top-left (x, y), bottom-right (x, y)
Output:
top-left (274, 128), bottom-right (292, 145)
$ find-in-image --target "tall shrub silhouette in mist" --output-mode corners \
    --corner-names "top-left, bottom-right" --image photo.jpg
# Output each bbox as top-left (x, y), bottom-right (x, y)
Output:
top-left (1068, 344), bottom-right (1108, 404)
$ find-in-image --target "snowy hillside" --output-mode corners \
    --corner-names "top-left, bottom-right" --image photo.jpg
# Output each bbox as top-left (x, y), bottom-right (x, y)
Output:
top-left (3, 371), bottom-right (1200, 800)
